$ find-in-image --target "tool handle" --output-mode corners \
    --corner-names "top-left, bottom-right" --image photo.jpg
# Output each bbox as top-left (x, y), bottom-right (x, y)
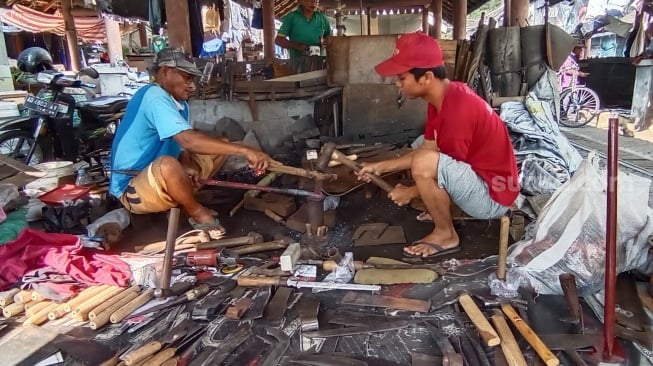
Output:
top-left (2, 303), bottom-right (24, 317)
top-left (459, 294), bottom-right (501, 347)
top-left (322, 260), bottom-right (365, 272)
top-left (89, 286), bottom-right (138, 320)
top-left (31, 291), bottom-right (44, 302)
top-left (65, 285), bottom-right (109, 312)
top-left (74, 286), bottom-right (124, 321)
top-left (123, 341), bottom-right (162, 365)
top-left (184, 284), bottom-right (210, 301)
top-left (332, 150), bottom-right (394, 192)
top-left (558, 273), bottom-right (581, 322)
top-left (13, 290), bottom-right (33, 305)
top-left (237, 275), bottom-right (285, 287)
top-left (110, 289), bottom-right (154, 324)
top-left (90, 291), bottom-right (140, 330)
top-left (48, 303), bottom-right (68, 321)
top-left (142, 348), bottom-right (176, 366)
top-left (497, 215), bottom-right (510, 280)
top-left (264, 209), bottom-right (286, 225)
top-left (231, 240), bottom-right (288, 255)
top-left (24, 302), bottom-right (58, 327)
top-left (490, 312), bottom-right (528, 366)
top-left (0, 288), bottom-right (19, 306)
top-left (501, 304), bottom-right (559, 366)
top-left (160, 356), bottom-right (179, 366)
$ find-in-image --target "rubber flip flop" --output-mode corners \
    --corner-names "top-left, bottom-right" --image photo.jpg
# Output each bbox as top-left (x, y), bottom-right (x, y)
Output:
top-left (188, 217), bottom-right (226, 239)
top-left (403, 241), bottom-right (461, 258)
top-left (416, 212), bottom-right (433, 222)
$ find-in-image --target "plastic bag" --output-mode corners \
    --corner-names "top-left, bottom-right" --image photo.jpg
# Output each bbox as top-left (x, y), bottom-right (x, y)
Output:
top-left (498, 153), bottom-right (653, 295)
top-left (312, 252), bottom-right (355, 293)
top-left (86, 208), bottom-right (130, 238)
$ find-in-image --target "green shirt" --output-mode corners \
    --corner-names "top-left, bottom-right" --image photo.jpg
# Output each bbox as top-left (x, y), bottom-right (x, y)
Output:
top-left (278, 7), bottom-right (331, 59)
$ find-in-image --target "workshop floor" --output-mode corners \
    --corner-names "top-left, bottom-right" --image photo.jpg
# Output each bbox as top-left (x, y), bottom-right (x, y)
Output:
top-left (116, 187), bottom-right (504, 262)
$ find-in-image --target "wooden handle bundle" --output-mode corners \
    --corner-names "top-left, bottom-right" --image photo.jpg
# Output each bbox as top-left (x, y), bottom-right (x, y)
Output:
top-left (24, 302), bottom-right (58, 327)
top-left (90, 291), bottom-right (140, 330)
top-left (458, 293), bottom-right (501, 347)
top-left (64, 285), bottom-right (110, 312)
top-left (0, 289), bottom-right (19, 306)
top-left (48, 303), bottom-right (69, 321)
top-left (90, 286), bottom-right (139, 320)
top-left (26, 301), bottom-right (50, 317)
top-left (74, 286), bottom-right (124, 321)
top-left (110, 289), bottom-right (154, 324)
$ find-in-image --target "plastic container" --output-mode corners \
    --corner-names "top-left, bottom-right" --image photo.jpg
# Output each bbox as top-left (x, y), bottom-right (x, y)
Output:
top-left (25, 161), bottom-right (75, 191)
top-left (75, 168), bottom-right (93, 186)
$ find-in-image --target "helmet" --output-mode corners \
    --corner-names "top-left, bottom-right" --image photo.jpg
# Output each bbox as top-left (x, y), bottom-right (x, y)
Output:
top-left (17, 47), bottom-right (54, 73)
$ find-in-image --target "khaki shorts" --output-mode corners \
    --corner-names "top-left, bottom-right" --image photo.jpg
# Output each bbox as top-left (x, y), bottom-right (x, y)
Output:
top-left (119, 153), bottom-right (219, 214)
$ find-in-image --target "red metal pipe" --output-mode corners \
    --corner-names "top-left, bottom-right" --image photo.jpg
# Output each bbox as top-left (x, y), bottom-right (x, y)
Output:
top-left (604, 116), bottom-right (619, 357)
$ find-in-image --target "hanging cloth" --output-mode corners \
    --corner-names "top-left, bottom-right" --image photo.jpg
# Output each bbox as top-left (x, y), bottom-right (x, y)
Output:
top-left (252, 0), bottom-right (263, 29)
top-left (188, 0), bottom-right (205, 57)
top-left (149, 0), bottom-right (166, 35)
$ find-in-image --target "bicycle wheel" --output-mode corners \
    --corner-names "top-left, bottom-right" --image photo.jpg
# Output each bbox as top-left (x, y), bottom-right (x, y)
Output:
top-left (559, 86), bottom-right (601, 127)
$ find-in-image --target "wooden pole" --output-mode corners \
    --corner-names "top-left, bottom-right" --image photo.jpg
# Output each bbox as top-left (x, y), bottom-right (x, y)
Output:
top-left (453, 0), bottom-right (467, 40)
top-left (105, 17), bottom-right (123, 64)
top-left (422, 6), bottom-right (429, 34)
top-left (60, 0), bottom-right (81, 71)
top-left (510, 0), bottom-right (529, 26)
top-left (263, 0), bottom-right (276, 60)
top-left (138, 22), bottom-right (148, 48)
top-left (504, 0), bottom-right (511, 27)
top-left (367, 7), bottom-right (372, 35)
top-left (164, 0), bottom-right (192, 52)
top-left (432, 0), bottom-right (442, 38)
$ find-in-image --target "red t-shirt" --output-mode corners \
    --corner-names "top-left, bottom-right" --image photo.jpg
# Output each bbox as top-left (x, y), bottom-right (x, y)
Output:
top-left (424, 82), bottom-right (519, 206)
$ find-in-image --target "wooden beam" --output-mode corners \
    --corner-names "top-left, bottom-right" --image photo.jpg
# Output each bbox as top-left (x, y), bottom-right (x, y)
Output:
top-left (105, 17), bottom-right (122, 64)
top-left (164, 0), bottom-right (192, 53)
top-left (453, 0), bottom-right (466, 40)
top-left (60, 0), bottom-right (81, 71)
top-left (320, 0), bottom-right (429, 10)
top-left (510, 0), bottom-right (528, 26)
top-left (263, 0), bottom-right (275, 60)
top-left (432, 0), bottom-right (442, 38)
top-left (421, 6), bottom-right (429, 33)
top-left (138, 22), bottom-right (148, 47)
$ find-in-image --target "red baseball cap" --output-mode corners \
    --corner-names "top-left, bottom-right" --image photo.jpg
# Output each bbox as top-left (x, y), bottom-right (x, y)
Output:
top-left (375, 32), bottom-right (444, 77)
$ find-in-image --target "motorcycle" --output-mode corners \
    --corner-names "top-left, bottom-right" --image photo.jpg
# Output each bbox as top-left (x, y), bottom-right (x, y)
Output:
top-left (0, 68), bottom-right (129, 169)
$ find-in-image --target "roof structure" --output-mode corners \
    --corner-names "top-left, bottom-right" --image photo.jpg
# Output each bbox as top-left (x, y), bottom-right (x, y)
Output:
top-left (275, 0), bottom-right (492, 22)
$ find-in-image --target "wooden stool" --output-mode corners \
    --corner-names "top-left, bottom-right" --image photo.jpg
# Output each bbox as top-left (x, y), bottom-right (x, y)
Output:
top-left (160, 207), bottom-right (181, 290)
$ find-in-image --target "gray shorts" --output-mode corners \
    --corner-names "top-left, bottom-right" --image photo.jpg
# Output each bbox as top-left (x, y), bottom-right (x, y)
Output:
top-left (437, 154), bottom-right (509, 219)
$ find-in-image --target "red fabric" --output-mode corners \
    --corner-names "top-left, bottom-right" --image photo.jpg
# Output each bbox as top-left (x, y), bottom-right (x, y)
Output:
top-left (375, 32), bottom-right (444, 76)
top-left (424, 82), bottom-right (520, 206)
top-left (0, 229), bottom-right (131, 290)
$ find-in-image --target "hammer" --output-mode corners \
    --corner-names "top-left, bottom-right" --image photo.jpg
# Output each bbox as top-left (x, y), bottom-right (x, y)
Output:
top-left (317, 142), bottom-right (395, 193)
top-left (196, 231), bottom-right (264, 250)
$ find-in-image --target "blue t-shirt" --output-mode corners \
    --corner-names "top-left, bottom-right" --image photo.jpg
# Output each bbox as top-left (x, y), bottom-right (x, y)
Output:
top-left (109, 84), bottom-right (192, 198)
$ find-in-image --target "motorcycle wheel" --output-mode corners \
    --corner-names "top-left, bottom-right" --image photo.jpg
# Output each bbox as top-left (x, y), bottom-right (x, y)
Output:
top-left (0, 130), bottom-right (47, 166)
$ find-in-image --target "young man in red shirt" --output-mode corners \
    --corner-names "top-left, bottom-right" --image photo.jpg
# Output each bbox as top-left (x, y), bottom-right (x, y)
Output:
top-left (358, 33), bottom-right (519, 258)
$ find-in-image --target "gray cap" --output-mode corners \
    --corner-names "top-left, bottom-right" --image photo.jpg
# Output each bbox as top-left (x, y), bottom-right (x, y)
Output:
top-left (153, 48), bottom-right (203, 77)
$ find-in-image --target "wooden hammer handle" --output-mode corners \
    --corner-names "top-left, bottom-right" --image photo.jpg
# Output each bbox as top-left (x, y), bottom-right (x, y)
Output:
top-left (89, 286), bottom-right (138, 320)
top-left (65, 285), bottom-right (109, 312)
top-left (490, 312), bottom-right (528, 366)
top-left (501, 304), bottom-right (559, 366)
top-left (331, 150), bottom-right (395, 192)
top-left (142, 348), bottom-right (176, 366)
top-left (497, 215), bottom-right (510, 280)
top-left (91, 291), bottom-right (140, 330)
top-left (231, 240), bottom-right (288, 255)
top-left (458, 294), bottom-right (501, 346)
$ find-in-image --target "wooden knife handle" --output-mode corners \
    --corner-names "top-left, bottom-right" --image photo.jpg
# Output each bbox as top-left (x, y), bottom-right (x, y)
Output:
top-left (501, 304), bottom-right (559, 366)
top-left (65, 285), bottom-right (108, 312)
top-left (91, 291), bottom-right (139, 330)
top-left (89, 286), bottom-right (138, 320)
top-left (123, 341), bottom-right (162, 365)
top-left (2, 302), bottom-right (24, 317)
top-left (160, 356), bottom-right (179, 366)
top-left (458, 293), bottom-right (501, 347)
top-left (142, 348), bottom-right (176, 366)
top-left (237, 275), bottom-right (284, 288)
top-left (13, 290), bottom-right (33, 305)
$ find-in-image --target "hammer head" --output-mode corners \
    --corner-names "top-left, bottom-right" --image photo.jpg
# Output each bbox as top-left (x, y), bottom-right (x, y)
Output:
top-left (247, 231), bottom-right (264, 244)
top-left (316, 142), bottom-right (338, 171)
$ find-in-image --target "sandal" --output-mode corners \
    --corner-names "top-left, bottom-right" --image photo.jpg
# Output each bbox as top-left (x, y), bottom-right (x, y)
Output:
top-left (188, 216), bottom-right (226, 240)
top-left (416, 212), bottom-right (433, 222)
top-left (403, 241), bottom-right (461, 258)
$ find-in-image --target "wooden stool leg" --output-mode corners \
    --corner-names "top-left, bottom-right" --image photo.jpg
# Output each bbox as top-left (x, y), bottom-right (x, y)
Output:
top-left (160, 207), bottom-right (181, 290)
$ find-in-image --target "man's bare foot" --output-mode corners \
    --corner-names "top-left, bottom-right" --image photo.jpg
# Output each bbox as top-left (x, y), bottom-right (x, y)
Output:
top-left (404, 228), bottom-right (460, 257)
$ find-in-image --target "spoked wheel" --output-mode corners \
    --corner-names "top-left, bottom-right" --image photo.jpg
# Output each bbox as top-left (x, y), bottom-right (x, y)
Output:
top-left (0, 130), bottom-right (45, 166)
top-left (559, 86), bottom-right (601, 127)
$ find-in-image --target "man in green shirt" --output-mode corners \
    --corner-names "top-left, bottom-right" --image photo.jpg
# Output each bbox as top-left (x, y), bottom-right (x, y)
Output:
top-left (275, 0), bottom-right (332, 59)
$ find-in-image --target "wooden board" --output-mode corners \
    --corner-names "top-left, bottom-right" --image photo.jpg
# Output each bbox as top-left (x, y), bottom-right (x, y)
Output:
top-left (267, 70), bottom-right (327, 88)
top-left (0, 155), bottom-right (47, 187)
top-left (341, 291), bottom-right (431, 313)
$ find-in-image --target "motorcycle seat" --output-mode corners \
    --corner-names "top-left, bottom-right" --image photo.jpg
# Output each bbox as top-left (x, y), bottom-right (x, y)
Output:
top-left (77, 96), bottom-right (129, 114)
